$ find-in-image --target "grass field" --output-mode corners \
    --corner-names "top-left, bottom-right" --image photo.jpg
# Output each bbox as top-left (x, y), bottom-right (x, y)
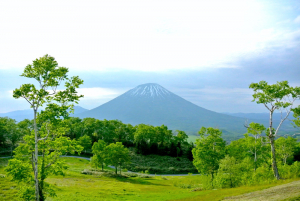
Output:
top-left (0, 157), bottom-right (299, 201)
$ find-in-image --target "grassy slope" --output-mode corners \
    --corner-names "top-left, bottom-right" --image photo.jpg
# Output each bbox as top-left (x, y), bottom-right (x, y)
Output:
top-left (0, 157), bottom-right (299, 201)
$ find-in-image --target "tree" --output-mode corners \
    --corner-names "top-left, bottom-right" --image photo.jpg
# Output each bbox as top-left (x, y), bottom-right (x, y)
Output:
top-left (276, 137), bottom-right (297, 164)
top-left (104, 142), bottom-right (130, 175)
top-left (244, 122), bottom-right (267, 170)
top-left (9, 54), bottom-right (84, 200)
top-left (192, 127), bottom-right (226, 184)
top-left (6, 121), bottom-right (83, 200)
top-left (78, 135), bottom-right (92, 154)
top-left (214, 155), bottom-right (240, 188)
top-left (0, 117), bottom-right (7, 147)
top-left (249, 80), bottom-right (300, 179)
top-left (91, 140), bottom-right (106, 171)
top-left (0, 117), bottom-right (18, 154)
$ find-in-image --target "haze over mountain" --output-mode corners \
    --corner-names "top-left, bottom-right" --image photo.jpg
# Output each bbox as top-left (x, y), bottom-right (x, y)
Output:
top-left (77, 83), bottom-right (297, 137)
top-left (0, 106), bottom-right (88, 122)
top-left (224, 112), bottom-right (294, 121)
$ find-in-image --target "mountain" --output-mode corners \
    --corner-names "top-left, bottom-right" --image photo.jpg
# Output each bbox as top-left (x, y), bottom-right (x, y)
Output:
top-left (78, 83), bottom-right (286, 138)
top-left (0, 106), bottom-right (88, 122)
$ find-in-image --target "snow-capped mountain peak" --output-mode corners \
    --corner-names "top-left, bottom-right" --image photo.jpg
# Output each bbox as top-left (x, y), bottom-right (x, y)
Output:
top-left (125, 83), bottom-right (171, 98)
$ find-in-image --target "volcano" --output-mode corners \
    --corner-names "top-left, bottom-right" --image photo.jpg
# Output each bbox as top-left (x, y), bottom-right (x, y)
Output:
top-left (77, 83), bottom-right (253, 136)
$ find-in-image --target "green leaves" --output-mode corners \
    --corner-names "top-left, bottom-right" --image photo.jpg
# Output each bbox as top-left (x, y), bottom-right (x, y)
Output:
top-left (249, 80), bottom-right (299, 110)
top-left (104, 142), bottom-right (130, 174)
top-left (7, 55), bottom-right (84, 200)
top-left (247, 122), bottom-right (265, 136)
top-left (192, 127), bottom-right (226, 175)
top-left (78, 135), bottom-right (92, 153)
top-left (14, 55), bottom-right (83, 111)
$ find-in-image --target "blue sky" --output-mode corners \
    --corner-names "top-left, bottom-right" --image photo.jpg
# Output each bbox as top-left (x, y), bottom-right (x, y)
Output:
top-left (0, 0), bottom-right (300, 113)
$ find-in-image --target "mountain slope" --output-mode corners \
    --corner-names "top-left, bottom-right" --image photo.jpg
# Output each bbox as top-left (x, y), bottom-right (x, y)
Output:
top-left (77, 83), bottom-right (265, 137)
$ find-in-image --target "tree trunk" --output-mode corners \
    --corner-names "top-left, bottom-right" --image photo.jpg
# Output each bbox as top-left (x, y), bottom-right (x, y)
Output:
top-left (39, 150), bottom-right (46, 201)
top-left (254, 146), bottom-right (257, 171)
top-left (270, 137), bottom-right (280, 180)
top-left (34, 109), bottom-right (39, 201)
top-left (10, 145), bottom-right (13, 158)
top-left (101, 163), bottom-right (103, 171)
top-left (38, 184), bottom-right (45, 201)
top-left (268, 109), bottom-right (280, 180)
top-left (211, 172), bottom-right (214, 188)
top-left (115, 166), bottom-right (117, 175)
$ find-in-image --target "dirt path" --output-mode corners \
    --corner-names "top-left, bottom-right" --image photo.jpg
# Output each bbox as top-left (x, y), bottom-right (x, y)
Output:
top-left (223, 180), bottom-right (300, 201)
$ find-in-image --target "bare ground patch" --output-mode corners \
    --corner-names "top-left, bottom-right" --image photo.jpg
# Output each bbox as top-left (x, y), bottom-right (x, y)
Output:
top-left (223, 180), bottom-right (300, 201)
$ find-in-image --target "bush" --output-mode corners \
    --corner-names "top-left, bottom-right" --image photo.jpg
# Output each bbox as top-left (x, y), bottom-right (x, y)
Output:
top-left (278, 161), bottom-right (300, 179)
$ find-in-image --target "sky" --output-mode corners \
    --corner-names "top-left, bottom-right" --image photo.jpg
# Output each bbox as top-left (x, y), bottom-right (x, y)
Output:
top-left (0, 0), bottom-right (300, 113)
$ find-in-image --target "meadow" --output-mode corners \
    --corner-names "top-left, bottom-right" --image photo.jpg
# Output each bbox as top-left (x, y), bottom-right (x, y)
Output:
top-left (1, 157), bottom-right (300, 201)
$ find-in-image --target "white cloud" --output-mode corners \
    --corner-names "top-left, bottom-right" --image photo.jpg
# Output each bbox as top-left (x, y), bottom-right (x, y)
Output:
top-left (0, 0), bottom-right (277, 72)
top-left (77, 87), bottom-right (124, 100)
top-left (294, 15), bottom-right (300, 23)
top-left (76, 87), bottom-right (127, 109)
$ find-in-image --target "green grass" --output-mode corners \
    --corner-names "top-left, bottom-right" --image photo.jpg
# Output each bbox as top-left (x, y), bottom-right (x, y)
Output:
top-left (1, 157), bottom-right (299, 201)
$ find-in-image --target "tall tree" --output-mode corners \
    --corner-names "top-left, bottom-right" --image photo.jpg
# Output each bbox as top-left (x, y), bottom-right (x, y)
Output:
top-left (249, 80), bottom-right (300, 179)
top-left (192, 127), bottom-right (226, 185)
top-left (11, 54), bottom-right (84, 200)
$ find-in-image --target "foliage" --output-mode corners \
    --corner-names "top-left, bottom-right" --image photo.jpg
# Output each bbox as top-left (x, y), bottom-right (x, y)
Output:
top-left (192, 127), bottom-right (226, 182)
top-left (214, 156), bottom-right (240, 188)
top-left (249, 80), bottom-right (300, 179)
top-left (0, 117), bottom-right (24, 155)
top-left (104, 142), bottom-right (130, 174)
top-left (90, 139), bottom-right (106, 170)
top-left (7, 54), bottom-right (84, 201)
top-left (276, 137), bottom-right (297, 164)
top-left (78, 135), bottom-right (92, 153)
top-left (5, 121), bottom-right (83, 200)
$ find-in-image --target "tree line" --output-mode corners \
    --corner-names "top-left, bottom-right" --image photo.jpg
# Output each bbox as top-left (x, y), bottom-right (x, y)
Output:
top-left (0, 116), bottom-right (193, 158)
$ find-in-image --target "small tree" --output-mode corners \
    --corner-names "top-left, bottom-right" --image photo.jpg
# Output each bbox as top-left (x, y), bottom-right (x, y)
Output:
top-left (192, 127), bottom-right (226, 185)
top-left (9, 54), bottom-right (84, 200)
top-left (91, 139), bottom-right (106, 171)
top-left (249, 80), bottom-right (300, 179)
top-left (104, 142), bottom-right (130, 175)
top-left (276, 137), bottom-right (297, 164)
top-left (214, 155), bottom-right (240, 188)
top-left (244, 122), bottom-right (267, 170)
top-left (78, 135), bottom-right (92, 154)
